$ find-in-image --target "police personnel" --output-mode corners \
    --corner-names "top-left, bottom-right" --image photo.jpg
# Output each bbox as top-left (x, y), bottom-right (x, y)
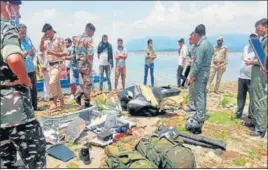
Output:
top-left (207, 37), bottom-right (228, 94)
top-left (74, 23), bottom-right (96, 109)
top-left (186, 24), bottom-right (214, 134)
top-left (0, 0), bottom-right (46, 168)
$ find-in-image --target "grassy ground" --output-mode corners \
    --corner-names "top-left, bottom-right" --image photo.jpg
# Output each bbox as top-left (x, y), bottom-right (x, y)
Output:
top-left (35, 81), bottom-right (267, 168)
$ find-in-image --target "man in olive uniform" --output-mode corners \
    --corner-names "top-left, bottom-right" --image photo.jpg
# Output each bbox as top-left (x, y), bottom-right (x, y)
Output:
top-left (0, 0), bottom-right (46, 168)
top-left (246, 18), bottom-right (267, 137)
top-left (74, 23), bottom-right (96, 109)
top-left (186, 24), bottom-right (214, 134)
top-left (207, 37), bottom-right (228, 94)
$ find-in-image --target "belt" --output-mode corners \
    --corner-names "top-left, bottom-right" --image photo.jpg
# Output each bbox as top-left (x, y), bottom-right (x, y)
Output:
top-left (49, 61), bottom-right (63, 66)
top-left (214, 61), bottom-right (224, 64)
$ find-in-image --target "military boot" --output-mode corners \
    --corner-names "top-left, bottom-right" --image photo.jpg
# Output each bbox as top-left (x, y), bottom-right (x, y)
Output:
top-left (75, 92), bottom-right (83, 105)
top-left (79, 99), bottom-right (92, 110)
top-left (250, 130), bottom-right (266, 138)
top-left (79, 144), bottom-right (92, 165)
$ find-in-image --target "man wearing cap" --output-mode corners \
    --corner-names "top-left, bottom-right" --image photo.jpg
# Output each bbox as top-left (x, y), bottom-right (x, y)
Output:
top-left (0, 0), bottom-right (46, 168)
top-left (40, 23), bottom-right (67, 109)
top-left (18, 23), bottom-right (41, 111)
top-left (73, 23), bottom-right (96, 109)
top-left (246, 18), bottom-right (267, 137)
top-left (207, 37), bottom-right (228, 94)
top-left (235, 33), bottom-right (257, 122)
top-left (186, 24), bottom-right (214, 134)
top-left (177, 38), bottom-right (188, 88)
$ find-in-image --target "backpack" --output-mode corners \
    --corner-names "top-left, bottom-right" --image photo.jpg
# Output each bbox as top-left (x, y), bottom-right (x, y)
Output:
top-left (105, 145), bottom-right (157, 169)
top-left (135, 135), bottom-right (196, 168)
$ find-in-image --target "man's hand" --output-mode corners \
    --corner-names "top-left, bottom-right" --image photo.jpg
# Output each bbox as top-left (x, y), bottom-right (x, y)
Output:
top-left (245, 59), bottom-right (253, 66)
top-left (188, 76), bottom-right (196, 85)
top-left (20, 78), bottom-right (32, 88)
top-left (29, 49), bottom-right (35, 57)
top-left (261, 68), bottom-right (268, 75)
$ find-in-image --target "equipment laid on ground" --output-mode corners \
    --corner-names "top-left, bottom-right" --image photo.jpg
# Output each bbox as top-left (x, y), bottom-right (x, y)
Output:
top-left (155, 126), bottom-right (227, 150)
top-left (104, 145), bottom-right (158, 169)
top-left (152, 86), bottom-right (181, 103)
top-left (47, 144), bottom-right (76, 162)
top-left (118, 85), bottom-right (180, 117)
top-left (135, 135), bottom-right (196, 169)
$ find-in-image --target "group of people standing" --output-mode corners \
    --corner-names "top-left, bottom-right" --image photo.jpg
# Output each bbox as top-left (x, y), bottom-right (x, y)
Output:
top-left (178, 19), bottom-right (267, 138)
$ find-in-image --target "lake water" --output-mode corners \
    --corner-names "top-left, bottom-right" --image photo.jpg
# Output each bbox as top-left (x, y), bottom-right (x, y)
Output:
top-left (38, 51), bottom-right (243, 95)
top-left (92, 51), bottom-right (243, 88)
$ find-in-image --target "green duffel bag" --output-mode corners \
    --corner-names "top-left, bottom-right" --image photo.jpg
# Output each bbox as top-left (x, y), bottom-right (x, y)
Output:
top-left (105, 145), bottom-right (157, 169)
top-left (135, 135), bottom-right (196, 168)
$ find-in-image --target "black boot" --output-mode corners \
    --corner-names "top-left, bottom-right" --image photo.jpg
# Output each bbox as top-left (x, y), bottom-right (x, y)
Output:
top-left (79, 145), bottom-right (91, 165)
top-left (79, 99), bottom-right (92, 110)
top-left (250, 130), bottom-right (266, 138)
top-left (75, 92), bottom-right (83, 105)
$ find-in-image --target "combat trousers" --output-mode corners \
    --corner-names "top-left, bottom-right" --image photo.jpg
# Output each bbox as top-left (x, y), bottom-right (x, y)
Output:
top-left (192, 71), bottom-right (209, 123)
top-left (208, 63), bottom-right (224, 92)
top-left (99, 65), bottom-right (112, 91)
top-left (236, 78), bottom-right (252, 118)
top-left (80, 71), bottom-right (92, 101)
top-left (251, 65), bottom-right (267, 133)
top-left (0, 120), bottom-right (46, 168)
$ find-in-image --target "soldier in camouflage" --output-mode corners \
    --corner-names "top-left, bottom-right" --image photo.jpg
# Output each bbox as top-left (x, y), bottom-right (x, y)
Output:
top-left (246, 18), bottom-right (267, 137)
top-left (207, 37), bottom-right (228, 94)
top-left (186, 24), bottom-right (214, 134)
top-left (0, 0), bottom-right (46, 168)
top-left (74, 23), bottom-right (96, 109)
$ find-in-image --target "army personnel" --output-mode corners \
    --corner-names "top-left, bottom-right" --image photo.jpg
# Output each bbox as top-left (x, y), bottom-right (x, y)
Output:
top-left (246, 18), bottom-right (267, 137)
top-left (186, 24), bottom-right (214, 134)
top-left (74, 23), bottom-right (96, 109)
top-left (207, 37), bottom-right (228, 94)
top-left (0, 0), bottom-right (46, 168)
top-left (40, 23), bottom-right (67, 110)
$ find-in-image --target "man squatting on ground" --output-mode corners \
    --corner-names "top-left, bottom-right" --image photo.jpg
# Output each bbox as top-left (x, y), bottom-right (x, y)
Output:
top-left (0, 0), bottom-right (46, 168)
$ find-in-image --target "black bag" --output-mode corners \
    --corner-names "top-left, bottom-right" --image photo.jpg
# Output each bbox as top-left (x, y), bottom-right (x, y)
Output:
top-left (118, 86), bottom-right (142, 110)
top-left (127, 95), bottom-right (159, 117)
top-left (152, 86), bottom-right (181, 103)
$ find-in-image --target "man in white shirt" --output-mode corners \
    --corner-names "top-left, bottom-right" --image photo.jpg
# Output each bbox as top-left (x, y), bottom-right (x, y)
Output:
top-left (115, 38), bottom-right (128, 90)
top-left (177, 38), bottom-right (188, 88)
top-left (236, 33), bottom-right (258, 120)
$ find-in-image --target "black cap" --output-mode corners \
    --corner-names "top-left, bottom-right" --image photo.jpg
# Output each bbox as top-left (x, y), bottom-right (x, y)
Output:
top-left (3, 0), bottom-right (22, 5)
top-left (178, 38), bottom-right (184, 43)
top-left (42, 23), bottom-right (56, 33)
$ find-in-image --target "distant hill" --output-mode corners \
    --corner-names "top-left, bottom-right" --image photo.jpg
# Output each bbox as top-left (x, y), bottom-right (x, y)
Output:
top-left (125, 34), bottom-right (250, 52)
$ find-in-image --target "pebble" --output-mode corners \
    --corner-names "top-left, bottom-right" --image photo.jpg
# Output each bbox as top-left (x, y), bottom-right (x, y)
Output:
top-left (225, 104), bottom-right (230, 108)
top-left (230, 104), bottom-right (234, 107)
top-left (214, 149), bottom-right (224, 156)
top-left (206, 151), bottom-right (222, 163)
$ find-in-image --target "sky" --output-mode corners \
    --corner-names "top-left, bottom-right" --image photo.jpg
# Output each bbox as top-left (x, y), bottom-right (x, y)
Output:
top-left (19, 0), bottom-right (268, 48)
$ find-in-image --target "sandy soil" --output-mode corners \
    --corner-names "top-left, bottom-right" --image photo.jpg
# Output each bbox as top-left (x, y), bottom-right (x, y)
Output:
top-left (35, 81), bottom-right (267, 168)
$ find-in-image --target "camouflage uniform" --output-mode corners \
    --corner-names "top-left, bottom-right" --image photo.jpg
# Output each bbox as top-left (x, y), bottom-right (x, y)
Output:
top-left (0, 18), bottom-right (46, 168)
top-left (208, 45), bottom-right (228, 93)
top-left (186, 36), bottom-right (214, 132)
top-left (251, 34), bottom-right (268, 133)
top-left (73, 33), bottom-right (94, 106)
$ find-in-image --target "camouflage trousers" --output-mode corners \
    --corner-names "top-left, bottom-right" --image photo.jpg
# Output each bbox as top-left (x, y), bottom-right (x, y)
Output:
top-left (80, 71), bottom-right (93, 101)
top-left (0, 120), bottom-right (46, 168)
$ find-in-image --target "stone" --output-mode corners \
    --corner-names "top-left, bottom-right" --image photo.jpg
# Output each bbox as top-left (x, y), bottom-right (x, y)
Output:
top-left (214, 149), bottom-right (224, 156)
top-left (230, 104), bottom-right (234, 107)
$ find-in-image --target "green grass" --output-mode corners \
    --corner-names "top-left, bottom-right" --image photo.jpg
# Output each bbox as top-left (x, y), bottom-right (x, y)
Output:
top-left (183, 94), bottom-right (190, 106)
top-left (232, 157), bottom-right (246, 166)
top-left (207, 112), bottom-right (241, 125)
top-left (214, 130), bottom-right (230, 141)
top-left (219, 94), bottom-right (237, 106)
top-left (248, 149), bottom-right (258, 159)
